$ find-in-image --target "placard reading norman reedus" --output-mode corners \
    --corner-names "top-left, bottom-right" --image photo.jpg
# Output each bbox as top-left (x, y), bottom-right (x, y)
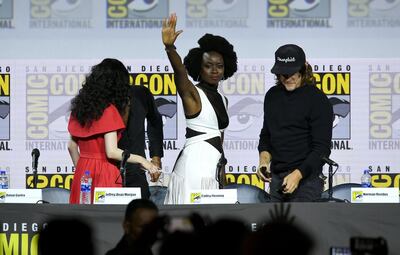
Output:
top-left (29, 0), bottom-right (92, 29)
top-left (25, 62), bottom-right (89, 152)
top-left (267, 0), bottom-right (331, 28)
top-left (185, 0), bottom-right (248, 28)
top-left (107, 0), bottom-right (168, 29)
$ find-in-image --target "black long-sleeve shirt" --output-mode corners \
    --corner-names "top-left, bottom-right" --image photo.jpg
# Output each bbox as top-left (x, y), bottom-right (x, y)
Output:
top-left (258, 84), bottom-right (333, 178)
top-left (119, 86), bottom-right (164, 161)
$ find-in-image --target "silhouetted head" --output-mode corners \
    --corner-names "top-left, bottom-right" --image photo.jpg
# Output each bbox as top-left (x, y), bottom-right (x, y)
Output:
top-left (39, 218), bottom-right (94, 255)
top-left (123, 199), bottom-right (159, 241)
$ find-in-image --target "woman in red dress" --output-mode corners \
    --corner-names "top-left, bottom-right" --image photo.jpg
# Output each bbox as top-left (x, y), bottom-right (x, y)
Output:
top-left (67, 58), bottom-right (160, 204)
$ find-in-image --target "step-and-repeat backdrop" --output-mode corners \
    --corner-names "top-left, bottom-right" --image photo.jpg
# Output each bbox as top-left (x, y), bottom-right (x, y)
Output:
top-left (1, 58), bottom-right (399, 192)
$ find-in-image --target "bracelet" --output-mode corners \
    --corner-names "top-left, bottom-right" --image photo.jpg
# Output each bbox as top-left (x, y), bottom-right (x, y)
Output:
top-left (165, 45), bottom-right (176, 52)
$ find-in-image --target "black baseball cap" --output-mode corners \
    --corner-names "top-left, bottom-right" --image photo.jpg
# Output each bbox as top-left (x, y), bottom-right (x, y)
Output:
top-left (271, 44), bottom-right (306, 75)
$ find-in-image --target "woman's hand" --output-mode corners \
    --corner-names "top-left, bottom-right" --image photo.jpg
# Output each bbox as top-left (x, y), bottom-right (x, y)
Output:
top-left (142, 160), bottom-right (161, 182)
top-left (162, 13), bottom-right (182, 47)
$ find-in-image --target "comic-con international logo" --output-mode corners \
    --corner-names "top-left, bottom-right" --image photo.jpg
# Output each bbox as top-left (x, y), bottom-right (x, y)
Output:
top-left (95, 191), bottom-right (106, 203)
top-left (347, 0), bottom-right (400, 27)
top-left (267, 0), bottom-right (331, 28)
top-left (130, 72), bottom-right (178, 150)
top-left (0, 220), bottom-right (45, 255)
top-left (369, 69), bottom-right (400, 150)
top-left (0, 66), bottom-right (11, 151)
top-left (370, 169), bottom-right (400, 188)
top-left (29, 0), bottom-right (92, 28)
top-left (25, 173), bottom-right (74, 189)
top-left (25, 69), bottom-right (85, 151)
top-left (225, 172), bottom-right (267, 190)
top-left (221, 65), bottom-right (266, 151)
top-left (314, 65), bottom-right (352, 150)
top-left (352, 190), bottom-right (364, 201)
top-left (107, 0), bottom-right (168, 29)
top-left (185, 0), bottom-right (248, 28)
top-left (190, 192), bottom-right (201, 203)
top-left (0, 0), bottom-right (14, 28)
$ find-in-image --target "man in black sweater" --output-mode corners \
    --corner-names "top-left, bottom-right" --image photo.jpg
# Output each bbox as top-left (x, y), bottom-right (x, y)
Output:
top-left (258, 44), bottom-right (333, 202)
top-left (118, 85), bottom-right (164, 199)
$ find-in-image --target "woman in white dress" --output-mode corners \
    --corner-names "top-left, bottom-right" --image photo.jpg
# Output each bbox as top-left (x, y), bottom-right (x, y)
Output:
top-left (162, 14), bottom-right (238, 204)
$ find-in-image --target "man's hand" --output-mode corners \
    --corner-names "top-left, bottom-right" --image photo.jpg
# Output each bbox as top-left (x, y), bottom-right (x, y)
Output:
top-left (150, 157), bottom-right (162, 182)
top-left (257, 151), bottom-right (272, 182)
top-left (257, 164), bottom-right (271, 182)
top-left (151, 156), bottom-right (162, 169)
top-left (282, 169), bottom-right (303, 194)
top-left (149, 171), bottom-right (161, 183)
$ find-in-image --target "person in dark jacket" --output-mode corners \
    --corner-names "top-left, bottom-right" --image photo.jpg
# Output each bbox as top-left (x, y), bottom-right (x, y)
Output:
top-left (118, 85), bottom-right (164, 199)
top-left (257, 44), bottom-right (333, 202)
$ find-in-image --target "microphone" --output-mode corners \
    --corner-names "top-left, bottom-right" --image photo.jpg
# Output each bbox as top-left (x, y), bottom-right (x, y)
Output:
top-left (321, 155), bottom-right (338, 167)
top-left (31, 148), bottom-right (40, 170)
top-left (120, 150), bottom-right (130, 169)
top-left (120, 150), bottom-right (130, 187)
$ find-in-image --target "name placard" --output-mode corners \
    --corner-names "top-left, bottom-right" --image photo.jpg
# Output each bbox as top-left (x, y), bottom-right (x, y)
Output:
top-left (189, 189), bottom-right (237, 204)
top-left (351, 187), bottom-right (399, 203)
top-left (93, 187), bottom-right (141, 204)
top-left (0, 189), bottom-right (42, 203)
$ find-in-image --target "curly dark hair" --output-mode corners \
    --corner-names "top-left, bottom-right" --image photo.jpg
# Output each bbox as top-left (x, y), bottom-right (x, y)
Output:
top-left (70, 58), bottom-right (130, 126)
top-left (184, 33), bottom-right (238, 82)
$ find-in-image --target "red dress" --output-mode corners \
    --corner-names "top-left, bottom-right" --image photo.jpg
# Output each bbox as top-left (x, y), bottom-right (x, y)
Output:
top-left (68, 104), bottom-right (125, 204)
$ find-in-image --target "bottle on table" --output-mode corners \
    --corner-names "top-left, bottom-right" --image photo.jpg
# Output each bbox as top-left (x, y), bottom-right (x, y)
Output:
top-left (0, 169), bottom-right (9, 189)
top-left (361, 170), bottom-right (372, 188)
top-left (80, 170), bottom-right (92, 204)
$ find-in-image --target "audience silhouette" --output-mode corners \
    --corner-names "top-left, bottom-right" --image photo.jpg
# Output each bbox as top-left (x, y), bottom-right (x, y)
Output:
top-left (39, 218), bottom-right (95, 255)
top-left (106, 198), bottom-right (159, 255)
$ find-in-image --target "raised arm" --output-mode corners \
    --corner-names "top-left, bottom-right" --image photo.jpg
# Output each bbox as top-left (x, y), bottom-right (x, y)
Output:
top-left (162, 13), bottom-right (201, 116)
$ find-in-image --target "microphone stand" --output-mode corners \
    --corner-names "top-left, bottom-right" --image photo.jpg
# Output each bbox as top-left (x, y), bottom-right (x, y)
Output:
top-left (315, 163), bottom-right (345, 203)
top-left (31, 149), bottom-right (40, 189)
top-left (32, 165), bottom-right (38, 189)
top-left (120, 150), bottom-right (129, 188)
top-left (31, 157), bottom-right (38, 189)
top-left (120, 164), bottom-right (127, 188)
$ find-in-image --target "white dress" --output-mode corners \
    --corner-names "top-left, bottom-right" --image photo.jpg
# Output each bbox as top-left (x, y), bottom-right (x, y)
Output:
top-left (164, 86), bottom-right (227, 204)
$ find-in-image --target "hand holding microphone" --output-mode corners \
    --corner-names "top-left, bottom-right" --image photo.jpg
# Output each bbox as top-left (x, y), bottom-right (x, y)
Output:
top-left (257, 164), bottom-right (272, 182)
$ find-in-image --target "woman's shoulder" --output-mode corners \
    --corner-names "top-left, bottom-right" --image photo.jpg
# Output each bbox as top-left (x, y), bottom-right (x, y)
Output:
top-left (68, 104), bottom-right (125, 138)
